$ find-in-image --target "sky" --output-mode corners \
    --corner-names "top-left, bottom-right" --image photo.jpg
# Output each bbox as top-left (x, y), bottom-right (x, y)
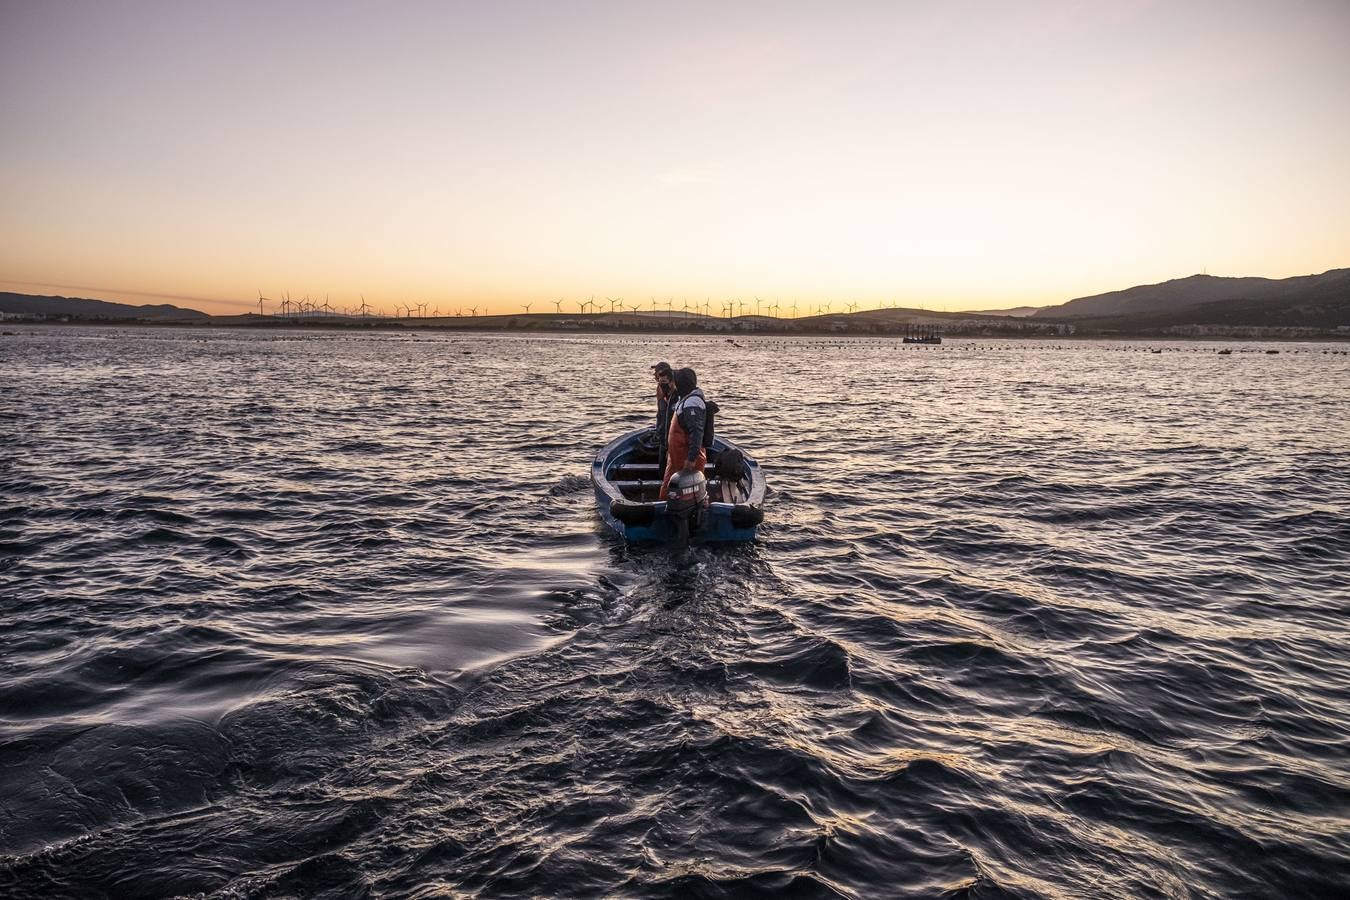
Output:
top-left (1, 0), bottom-right (1348, 317)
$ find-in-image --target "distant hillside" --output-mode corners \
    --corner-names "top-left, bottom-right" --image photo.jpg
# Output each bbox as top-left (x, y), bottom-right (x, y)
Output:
top-left (0, 292), bottom-right (209, 320)
top-left (1035, 269), bottom-right (1350, 323)
top-left (968, 305), bottom-right (1042, 318)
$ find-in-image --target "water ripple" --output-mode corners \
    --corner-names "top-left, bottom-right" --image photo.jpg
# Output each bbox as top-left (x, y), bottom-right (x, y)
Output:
top-left (1, 328), bottom-right (1348, 898)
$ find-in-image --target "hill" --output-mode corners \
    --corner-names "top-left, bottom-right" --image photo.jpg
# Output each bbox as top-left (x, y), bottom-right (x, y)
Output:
top-left (1034, 269), bottom-right (1350, 324)
top-left (968, 305), bottom-right (1042, 317)
top-left (0, 292), bottom-right (209, 320)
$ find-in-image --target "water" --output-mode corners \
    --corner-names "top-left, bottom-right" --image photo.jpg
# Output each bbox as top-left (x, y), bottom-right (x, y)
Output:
top-left (2, 327), bottom-right (1348, 899)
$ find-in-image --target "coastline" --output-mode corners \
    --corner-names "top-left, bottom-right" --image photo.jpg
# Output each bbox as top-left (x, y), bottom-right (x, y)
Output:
top-left (4, 318), bottom-right (1348, 343)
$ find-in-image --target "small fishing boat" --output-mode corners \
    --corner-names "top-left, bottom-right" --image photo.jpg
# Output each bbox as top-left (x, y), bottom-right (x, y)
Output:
top-left (591, 427), bottom-right (766, 544)
top-left (901, 326), bottom-right (942, 345)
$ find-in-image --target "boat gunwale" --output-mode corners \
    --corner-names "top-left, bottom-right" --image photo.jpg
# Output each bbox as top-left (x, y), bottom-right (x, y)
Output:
top-left (591, 427), bottom-right (766, 513)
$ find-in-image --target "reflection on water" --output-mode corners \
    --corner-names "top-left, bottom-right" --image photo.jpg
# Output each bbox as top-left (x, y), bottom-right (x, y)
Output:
top-left (1, 327), bottom-right (1348, 898)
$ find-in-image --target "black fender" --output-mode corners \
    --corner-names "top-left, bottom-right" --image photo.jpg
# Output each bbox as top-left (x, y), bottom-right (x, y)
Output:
top-left (730, 504), bottom-right (763, 528)
top-left (611, 500), bottom-right (656, 526)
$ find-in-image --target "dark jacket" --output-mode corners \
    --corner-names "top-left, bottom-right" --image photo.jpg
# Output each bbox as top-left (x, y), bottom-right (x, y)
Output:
top-left (672, 387), bottom-right (707, 463)
top-left (655, 381), bottom-right (676, 448)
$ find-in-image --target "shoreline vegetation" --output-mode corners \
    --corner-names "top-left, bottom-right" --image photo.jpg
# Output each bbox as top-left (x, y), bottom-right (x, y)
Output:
top-left (3, 313), bottom-right (1348, 342)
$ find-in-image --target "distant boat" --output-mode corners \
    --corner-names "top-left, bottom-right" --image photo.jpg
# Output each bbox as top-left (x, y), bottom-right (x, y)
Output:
top-left (1217, 348), bottom-right (1232, 355)
top-left (591, 428), bottom-right (765, 544)
top-left (901, 325), bottom-right (942, 345)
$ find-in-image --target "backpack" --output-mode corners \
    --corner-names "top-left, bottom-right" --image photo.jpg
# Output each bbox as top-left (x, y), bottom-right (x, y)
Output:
top-left (702, 399), bottom-right (719, 449)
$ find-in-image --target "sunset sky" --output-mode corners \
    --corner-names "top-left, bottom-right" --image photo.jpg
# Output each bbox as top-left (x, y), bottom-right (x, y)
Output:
top-left (2, 0), bottom-right (1348, 317)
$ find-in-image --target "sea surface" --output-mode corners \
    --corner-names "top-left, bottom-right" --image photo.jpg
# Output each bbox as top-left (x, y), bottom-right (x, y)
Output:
top-left (1, 326), bottom-right (1348, 899)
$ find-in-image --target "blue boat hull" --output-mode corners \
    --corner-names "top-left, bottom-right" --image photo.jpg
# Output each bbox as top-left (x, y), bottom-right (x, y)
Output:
top-left (591, 428), bottom-right (766, 544)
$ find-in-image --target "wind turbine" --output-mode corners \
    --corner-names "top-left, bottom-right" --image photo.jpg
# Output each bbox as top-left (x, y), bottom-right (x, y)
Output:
top-left (522, 302), bottom-right (532, 314)
top-left (847, 302), bottom-right (858, 313)
top-left (469, 306), bottom-right (478, 317)
top-left (553, 298), bottom-right (563, 313)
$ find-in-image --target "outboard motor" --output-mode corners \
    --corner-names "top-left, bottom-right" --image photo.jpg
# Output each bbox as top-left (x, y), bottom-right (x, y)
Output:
top-left (666, 468), bottom-right (708, 549)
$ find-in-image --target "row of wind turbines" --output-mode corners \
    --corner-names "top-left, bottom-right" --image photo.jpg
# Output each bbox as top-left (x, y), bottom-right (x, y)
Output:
top-left (256, 291), bottom-right (930, 320)
top-left (525, 297), bottom-right (897, 317)
top-left (257, 292), bottom-right (465, 319)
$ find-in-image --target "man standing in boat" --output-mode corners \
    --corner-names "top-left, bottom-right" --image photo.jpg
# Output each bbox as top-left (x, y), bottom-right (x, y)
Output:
top-left (659, 367), bottom-right (708, 499)
top-left (652, 361), bottom-right (675, 471)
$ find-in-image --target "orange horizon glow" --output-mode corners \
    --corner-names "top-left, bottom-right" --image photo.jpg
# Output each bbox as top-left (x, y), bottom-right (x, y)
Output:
top-left (3, 2), bottom-right (1348, 319)
top-left (0, 264), bottom-right (1346, 320)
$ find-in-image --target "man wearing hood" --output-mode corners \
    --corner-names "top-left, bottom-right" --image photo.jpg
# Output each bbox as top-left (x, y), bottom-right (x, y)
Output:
top-left (659, 366), bottom-right (707, 499)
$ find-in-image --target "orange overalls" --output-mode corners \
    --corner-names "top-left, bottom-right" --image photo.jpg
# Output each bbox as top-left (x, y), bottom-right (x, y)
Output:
top-left (659, 395), bottom-right (707, 498)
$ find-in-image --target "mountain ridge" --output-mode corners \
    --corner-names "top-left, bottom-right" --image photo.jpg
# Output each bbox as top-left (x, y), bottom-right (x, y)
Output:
top-left (1033, 269), bottom-right (1350, 320)
top-left (0, 292), bottom-right (209, 320)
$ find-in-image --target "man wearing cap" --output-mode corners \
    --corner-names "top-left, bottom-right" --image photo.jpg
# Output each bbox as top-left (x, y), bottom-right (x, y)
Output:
top-left (651, 362), bottom-right (676, 470)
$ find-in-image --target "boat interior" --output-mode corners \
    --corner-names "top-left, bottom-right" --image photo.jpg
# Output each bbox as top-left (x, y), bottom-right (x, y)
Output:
top-left (607, 446), bottom-right (750, 504)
